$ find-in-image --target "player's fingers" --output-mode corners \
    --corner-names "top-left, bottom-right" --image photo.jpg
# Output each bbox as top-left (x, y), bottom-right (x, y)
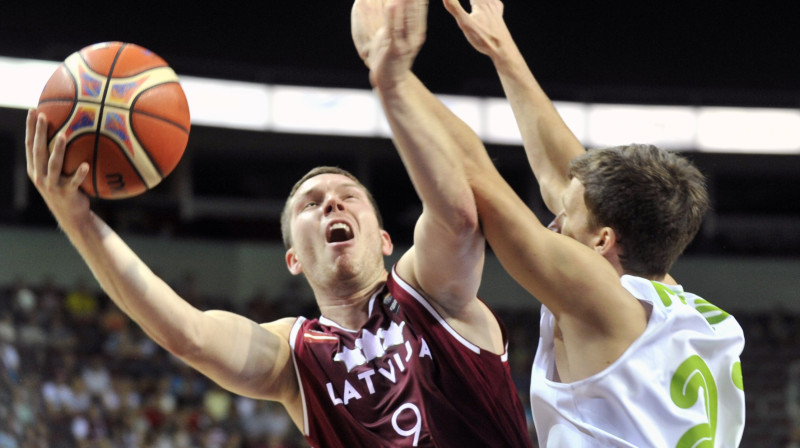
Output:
top-left (410, 0), bottom-right (428, 38)
top-left (442, 0), bottom-right (467, 20)
top-left (31, 113), bottom-right (50, 181)
top-left (351, 0), bottom-right (377, 61)
top-left (25, 109), bottom-right (38, 176)
top-left (46, 133), bottom-right (67, 188)
top-left (351, 3), bottom-right (367, 57)
top-left (69, 163), bottom-right (90, 190)
top-left (486, 0), bottom-right (504, 16)
top-left (388, 0), bottom-right (404, 39)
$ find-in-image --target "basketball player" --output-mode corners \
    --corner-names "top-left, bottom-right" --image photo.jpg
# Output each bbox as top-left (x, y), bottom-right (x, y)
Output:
top-left (427, 0), bottom-right (743, 445)
top-left (23, 6), bottom-right (531, 445)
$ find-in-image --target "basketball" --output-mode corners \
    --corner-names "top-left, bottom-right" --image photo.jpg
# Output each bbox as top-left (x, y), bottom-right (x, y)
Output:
top-left (37, 42), bottom-right (191, 199)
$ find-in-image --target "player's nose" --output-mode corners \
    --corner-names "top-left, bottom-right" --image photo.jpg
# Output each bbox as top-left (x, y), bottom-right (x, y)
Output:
top-left (324, 196), bottom-right (345, 215)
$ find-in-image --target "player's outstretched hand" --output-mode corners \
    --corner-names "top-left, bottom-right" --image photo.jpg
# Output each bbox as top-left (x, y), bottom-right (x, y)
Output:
top-left (25, 109), bottom-right (91, 226)
top-left (351, 0), bottom-right (386, 66)
top-left (442, 0), bottom-right (513, 60)
top-left (352, 0), bottom-right (428, 91)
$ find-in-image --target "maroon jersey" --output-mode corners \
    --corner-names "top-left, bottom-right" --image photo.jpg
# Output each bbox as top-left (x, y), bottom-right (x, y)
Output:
top-left (289, 266), bottom-right (532, 448)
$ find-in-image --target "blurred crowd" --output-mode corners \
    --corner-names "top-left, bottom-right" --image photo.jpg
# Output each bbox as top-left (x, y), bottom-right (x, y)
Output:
top-left (3, 274), bottom-right (797, 447)
top-left (0, 276), bottom-right (315, 448)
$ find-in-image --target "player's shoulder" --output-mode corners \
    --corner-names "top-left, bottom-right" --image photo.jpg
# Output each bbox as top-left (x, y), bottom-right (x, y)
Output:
top-left (261, 317), bottom-right (300, 340)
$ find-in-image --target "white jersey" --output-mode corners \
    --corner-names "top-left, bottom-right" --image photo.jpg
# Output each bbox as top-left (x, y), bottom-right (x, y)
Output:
top-left (530, 275), bottom-right (745, 447)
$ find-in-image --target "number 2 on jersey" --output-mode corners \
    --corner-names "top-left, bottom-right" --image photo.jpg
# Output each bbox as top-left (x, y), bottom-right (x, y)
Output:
top-left (670, 355), bottom-right (717, 448)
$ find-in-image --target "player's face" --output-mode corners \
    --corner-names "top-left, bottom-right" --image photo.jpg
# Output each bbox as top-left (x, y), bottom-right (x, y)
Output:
top-left (547, 178), bottom-right (598, 248)
top-left (286, 173), bottom-right (392, 283)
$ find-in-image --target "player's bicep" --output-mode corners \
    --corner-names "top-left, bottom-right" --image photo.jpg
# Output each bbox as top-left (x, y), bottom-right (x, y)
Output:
top-left (397, 206), bottom-right (485, 311)
top-left (186, 313), bottom-right (297, 402)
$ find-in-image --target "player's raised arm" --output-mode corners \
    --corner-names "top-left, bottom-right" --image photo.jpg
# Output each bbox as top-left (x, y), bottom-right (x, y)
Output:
top-left (443, 0), bottom-right (585, 214)
top-left (449, 111), bottom-right (647, 382)
top-left (25, 110), bottom-right (298, 406)
top-left (352, 0), bottom-right (485, 317)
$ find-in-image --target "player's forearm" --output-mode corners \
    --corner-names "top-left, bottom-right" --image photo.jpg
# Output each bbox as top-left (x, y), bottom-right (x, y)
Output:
top-left (62, 213), bottom-right (293, 399)
top-left (379, 75), bottom-right (486, 314)
top-left (407, 75), bottom-right (488, 171)
top-left (62, 212), bottom-right (204, 356)
top-left (377, 77), bottom-right (478, 231)
top-left (490, 44), bottom-right (586, 213)
top-left (410, 76), bottom-right (509, 217)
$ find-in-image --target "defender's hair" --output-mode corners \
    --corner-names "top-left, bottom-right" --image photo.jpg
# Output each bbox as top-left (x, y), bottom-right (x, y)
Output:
top-left (568, 144), bottom-right (709, 277)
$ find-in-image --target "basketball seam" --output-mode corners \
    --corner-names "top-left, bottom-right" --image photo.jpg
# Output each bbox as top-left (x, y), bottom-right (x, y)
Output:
top-left (79, 49), bottom-right (105, 197)
top-left (131, 85), bottom-right (191, 133)
top-left (129, 81), bottom-right (191, 179)
top-left (38, 98), bottom-right (100, 105)
top-left (98, 43), bottom-right (148, 198)
top-left (46, 64), bottom-right (80, 139)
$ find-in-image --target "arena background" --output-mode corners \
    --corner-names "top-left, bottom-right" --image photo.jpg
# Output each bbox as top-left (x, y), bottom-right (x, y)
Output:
top-left (1, 2), bottom-right (799, 446)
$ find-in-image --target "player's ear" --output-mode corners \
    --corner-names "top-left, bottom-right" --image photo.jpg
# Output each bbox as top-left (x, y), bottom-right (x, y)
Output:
top-left (286, 248), bottom-right (303, 275)
top-left (380, 229), bottom-right (393, 256)
top-left (593, 226), bottom-right (617, 256)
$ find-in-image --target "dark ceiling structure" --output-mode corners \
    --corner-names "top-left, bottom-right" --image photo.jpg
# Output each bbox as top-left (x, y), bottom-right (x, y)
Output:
top-left (2, 2), bottom-right (800, 256)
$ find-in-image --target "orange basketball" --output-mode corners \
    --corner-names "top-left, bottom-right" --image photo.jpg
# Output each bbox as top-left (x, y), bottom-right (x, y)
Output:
top-left (37, 42), bottom-right (191, 199)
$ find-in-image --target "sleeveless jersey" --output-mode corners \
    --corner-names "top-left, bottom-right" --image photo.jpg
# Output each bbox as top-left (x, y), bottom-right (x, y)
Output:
top-left (530, 275), bottom-right (745, 447)
top-left (289, 266), bottom-right (532, 448)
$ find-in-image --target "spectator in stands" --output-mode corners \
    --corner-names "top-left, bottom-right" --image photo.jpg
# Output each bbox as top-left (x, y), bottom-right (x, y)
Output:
top-left (64, 278), bottom-right (99, 324)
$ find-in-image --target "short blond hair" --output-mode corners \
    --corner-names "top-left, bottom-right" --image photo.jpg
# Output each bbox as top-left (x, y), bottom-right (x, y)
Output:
top-left (280, 166), bottom-right (383, 249)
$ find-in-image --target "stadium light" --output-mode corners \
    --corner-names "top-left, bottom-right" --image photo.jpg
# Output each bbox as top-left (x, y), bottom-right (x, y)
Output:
top-left (2, 55), bottom-right (799, 154)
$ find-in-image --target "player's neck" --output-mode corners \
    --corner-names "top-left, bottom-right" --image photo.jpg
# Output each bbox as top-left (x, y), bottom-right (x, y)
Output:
top-left (318, 300), bottom-right (371, 331)
top-left (316, 277), bottom-right (386, 330)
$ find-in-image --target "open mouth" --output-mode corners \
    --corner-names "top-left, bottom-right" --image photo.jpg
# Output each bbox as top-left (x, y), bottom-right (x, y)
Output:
top-left (327, 222), bottom-right (354, 243)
